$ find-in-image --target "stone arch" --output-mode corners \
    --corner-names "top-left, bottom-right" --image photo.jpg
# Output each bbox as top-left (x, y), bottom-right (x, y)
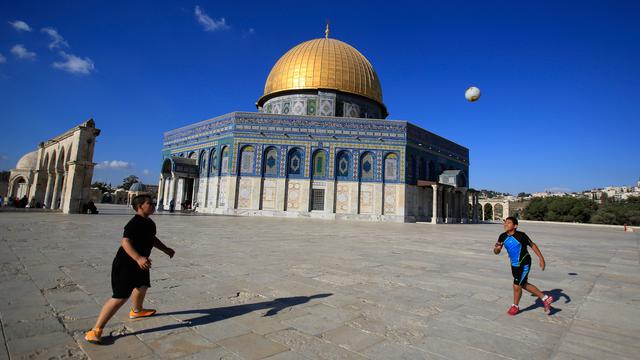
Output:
top-left (382, 152), bottom-right (399, 215)
top-left (238, 145), bottom-right (256, 175)
top-left (262, 147), bottom-right (279, 177)
top-left (284, 147), bottom-right (305, 211)
top-left (358, 151), bottom-right (375, 214)
top-left (192, 149), bottom-right (208, 208)
top-left (286, 147), bottom-right (304, 178)
top-left (335, 150), bottom-right (352, 179)
top-left (334, 150), bottom-right (353, 214)
top-left (311, 149), bottom-right (328, 179)
top-left (359, 151), bottom-right (374, 181)
top-left (260, 146), bottom-right (279, 210)
top-left (216, 146), bottom-right (230, 207)
top-left (160, 158), bottom-right (173, 207)
top-left (9, 175), bottom-right (28, 199)
top-left (483, 203), bottom-right (493, 221)
top-left (383, 152), bottom-right (399, 182)
top-left (57, 147), bottom-right (65, 171)
top-left (198, 149), bottom-right (207, 176)
top-left (44, 149), bottom-right (57, 207)
top-left (309, 149), bottom-right (328, 212)
top-left (235, 145), bottom-right (256, 209)
top-left (208, 148), bottom-right (217, 177)
top-left (41, 152), bottom-right (50, 171)
top-left (494, 203), bottom-right (504, 220)
top-left (188, 151), bottom-right (197, 159)
top-left (48, 150), bottom-right (57, 172)
top-left (219, 146), bottom-right (230, 175)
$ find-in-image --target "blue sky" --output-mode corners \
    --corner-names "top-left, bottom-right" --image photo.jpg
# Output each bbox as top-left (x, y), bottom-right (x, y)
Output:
top-left (1, 1), bottom-right (638, 194)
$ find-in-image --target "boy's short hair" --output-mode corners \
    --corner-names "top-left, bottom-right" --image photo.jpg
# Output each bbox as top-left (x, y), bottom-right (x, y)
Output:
top-left (505, 216), bottom-right (518, 225)
top-left (132, 194), bottom-right (152, 211)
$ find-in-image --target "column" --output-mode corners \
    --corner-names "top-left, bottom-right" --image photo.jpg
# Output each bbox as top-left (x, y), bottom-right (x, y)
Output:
top-left (431, 184), bottom-right (439, 224)
top-left (44, 174), bottom-right (54, 208)
top-left (157, 176), bottom-right (164, 210)
top-left (50, 172), bottom-right (62, 209)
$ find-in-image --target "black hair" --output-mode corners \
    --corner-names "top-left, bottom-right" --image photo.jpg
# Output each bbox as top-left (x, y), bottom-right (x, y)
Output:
top-left (132, 194), bottom-right (152, 211)
top-left (505, 216), bottom-right (518, 225)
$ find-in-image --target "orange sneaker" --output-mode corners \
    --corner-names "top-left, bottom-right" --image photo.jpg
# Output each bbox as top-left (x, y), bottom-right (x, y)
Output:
top-left (129, 308), bottom-right (156, 319)
top-left (84, 328), bottom-right (103, 344)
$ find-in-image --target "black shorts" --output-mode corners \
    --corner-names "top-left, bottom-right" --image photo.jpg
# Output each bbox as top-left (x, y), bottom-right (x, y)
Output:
top-left (111, 259), bottom-right (151, 299)
top-left (511, 257), bottom-right (531, 286)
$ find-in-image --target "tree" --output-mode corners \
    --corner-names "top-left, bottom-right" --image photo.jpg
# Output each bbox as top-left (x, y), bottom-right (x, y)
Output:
top-left (120, 175), bottom-right (139, 190)
top-left (517, 192), bottom-right (531, 198)
top-left (91, 181), bottom-right (113, 193)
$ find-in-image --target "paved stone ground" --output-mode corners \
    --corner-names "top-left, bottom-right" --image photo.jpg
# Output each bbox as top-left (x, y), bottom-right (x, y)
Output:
top-left (0, 204), bottom-right (638, 360)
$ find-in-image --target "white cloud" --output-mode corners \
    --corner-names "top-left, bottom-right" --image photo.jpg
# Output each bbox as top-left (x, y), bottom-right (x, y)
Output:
top-left (41, 27), bottom-right (70, 49)
top-left (9, 20), bottom-right (32, 32)
top-left (10, 44), bottom-right (36, 60)
top-left (143, 169), bottom-right (150, 175)
top-left (194, 5), bottom-right (229, 32)
top-left (52, 51), bottom-right (95, 75)
top-left (0, 53), bottom-right (6, 63)
top-left (95, 160), bottom-right (131, 169)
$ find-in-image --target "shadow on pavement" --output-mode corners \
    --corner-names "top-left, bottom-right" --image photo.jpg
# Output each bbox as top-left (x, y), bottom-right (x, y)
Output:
top-left (519, 288), bottom-right (571, 315)
top-left (99, 293), bottom-right (332, 344)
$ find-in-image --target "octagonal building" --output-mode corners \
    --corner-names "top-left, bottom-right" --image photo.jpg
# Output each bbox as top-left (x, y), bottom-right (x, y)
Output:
top-left (159, 31), bottom-right (475, 223)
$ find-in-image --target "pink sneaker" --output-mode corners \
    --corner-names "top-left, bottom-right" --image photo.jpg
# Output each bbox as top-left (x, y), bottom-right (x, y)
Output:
top-left (543, 296), bottom-right (554, 314)
top-left (507, 304), bottom-right (519, 316)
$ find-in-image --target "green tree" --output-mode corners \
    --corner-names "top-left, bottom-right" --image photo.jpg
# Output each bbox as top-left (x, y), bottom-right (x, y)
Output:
top-left (91, 181), bottom-right (113, 193)
top-left (120, 175), bottom-right (139, 190)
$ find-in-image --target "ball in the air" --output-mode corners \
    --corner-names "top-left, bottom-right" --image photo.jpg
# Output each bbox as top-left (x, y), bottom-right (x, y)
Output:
top-left (465, 86), bottom-right (481, 102)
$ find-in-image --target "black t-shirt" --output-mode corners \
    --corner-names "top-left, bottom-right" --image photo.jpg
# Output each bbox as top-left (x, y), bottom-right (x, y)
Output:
top-left (113, 215), bottom-right (156, 268)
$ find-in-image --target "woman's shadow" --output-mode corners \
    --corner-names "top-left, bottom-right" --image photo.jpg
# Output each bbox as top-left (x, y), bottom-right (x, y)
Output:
top-left (519, 288), bottom-right (570, 315)
top-left (101, 293), bottom-right (332, 344)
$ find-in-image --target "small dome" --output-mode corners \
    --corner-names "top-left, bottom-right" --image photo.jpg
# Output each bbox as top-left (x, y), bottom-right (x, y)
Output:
top-left (129, 182), bottom-right (147, 192)
top-left (16, 151), bottom-right (38, 170)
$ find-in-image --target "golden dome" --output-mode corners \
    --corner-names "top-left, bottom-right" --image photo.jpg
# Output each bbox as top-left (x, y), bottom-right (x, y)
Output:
top-left (258, 37), bottom-right (385, 111)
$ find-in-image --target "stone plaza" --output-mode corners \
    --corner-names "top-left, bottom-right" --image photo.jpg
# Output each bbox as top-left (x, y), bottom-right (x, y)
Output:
top-left (0, 205), bottom-right (638, 359)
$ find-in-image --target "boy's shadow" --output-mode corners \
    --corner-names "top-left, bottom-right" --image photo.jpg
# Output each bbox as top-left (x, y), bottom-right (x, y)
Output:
top-left (519, 288), bottom-right (570, 316)
top-left (101, 293), bottom-right (332, 344)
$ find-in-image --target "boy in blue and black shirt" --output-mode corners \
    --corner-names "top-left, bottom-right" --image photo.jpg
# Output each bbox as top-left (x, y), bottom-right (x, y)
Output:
top-left (494, 216), bottom-right (553, 315)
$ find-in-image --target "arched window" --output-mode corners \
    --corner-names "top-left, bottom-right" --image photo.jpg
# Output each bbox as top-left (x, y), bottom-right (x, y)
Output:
top-left (336, 151), bottom-right (351, 178)
top-left (384, 153), bottom-right (398, 181)
top-left (239, 145), bottom-right (255, 175)
top-left (312, 150), bottom-right (327, 178)
top-left (220, 147), bottom-right (230, 175)
top-left (199, 151), bottom-right (207, 176)
top-left (263, 147), bottom-right (278, 177)
top-left (208, 149), bottom-right (217, 176)
top-left (360, 152), bottom-right (374, 180)
top-left (287, 148), bottom-right (304, 176)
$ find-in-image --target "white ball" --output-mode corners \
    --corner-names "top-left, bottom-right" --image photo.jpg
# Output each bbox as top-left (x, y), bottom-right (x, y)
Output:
top-left (465, 86), bottom-right (481, 102)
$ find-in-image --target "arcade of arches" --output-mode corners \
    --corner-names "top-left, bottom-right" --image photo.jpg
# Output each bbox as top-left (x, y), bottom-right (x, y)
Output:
top-left (8, 120), bottom-right (101, 213)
